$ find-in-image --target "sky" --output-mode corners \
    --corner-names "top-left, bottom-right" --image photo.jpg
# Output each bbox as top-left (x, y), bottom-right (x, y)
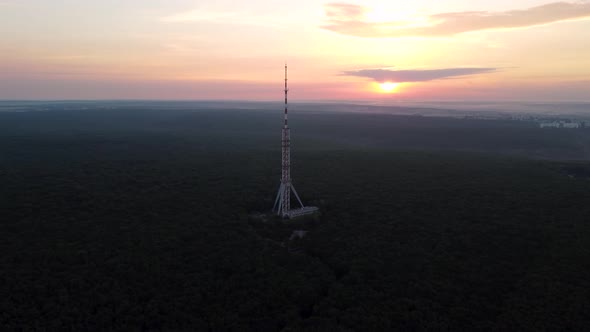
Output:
top-left (1, 0), bottom-right (589, 101)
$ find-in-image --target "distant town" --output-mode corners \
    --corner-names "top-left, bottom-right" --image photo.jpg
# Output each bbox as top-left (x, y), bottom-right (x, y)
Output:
top-left (460, 113), bottom-right (589, 129)
top-left (538, 120), bottom-right (584, 129)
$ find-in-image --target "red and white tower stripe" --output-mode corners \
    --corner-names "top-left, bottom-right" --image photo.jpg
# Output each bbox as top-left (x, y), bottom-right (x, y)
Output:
top-left (280, 64), bottom-right (291, 214)
top-left (273, 65), bottom-right (318, 218)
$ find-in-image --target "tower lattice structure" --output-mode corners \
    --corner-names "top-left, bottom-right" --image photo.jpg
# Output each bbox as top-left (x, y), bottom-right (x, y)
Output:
top-left (273, 65), bottom-right (318, 218)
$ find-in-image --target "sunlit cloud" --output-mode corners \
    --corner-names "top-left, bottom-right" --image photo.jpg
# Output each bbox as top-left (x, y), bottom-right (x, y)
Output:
top-left (322, 2), bottom-right (590, 37)
top-left (324, 3), bottom-right (366, 20)
top-left (342, 68), bottom-right (499, 83)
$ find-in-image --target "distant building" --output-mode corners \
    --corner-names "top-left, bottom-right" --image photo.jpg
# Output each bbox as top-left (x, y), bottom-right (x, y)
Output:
top-left (539, 121), bottom-right (581, 129)
top-left (563, 122), bottom-right (581, 129)
top-left (540, 122), bottom-right (560, 128)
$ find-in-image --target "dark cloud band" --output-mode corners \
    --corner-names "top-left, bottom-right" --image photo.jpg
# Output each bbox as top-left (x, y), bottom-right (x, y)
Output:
top-left (342, 68), bottom-right (498, 82)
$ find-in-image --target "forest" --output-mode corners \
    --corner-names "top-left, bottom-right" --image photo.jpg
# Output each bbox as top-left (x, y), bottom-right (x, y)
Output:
top-left (2, 103), bottom-right (590, 330)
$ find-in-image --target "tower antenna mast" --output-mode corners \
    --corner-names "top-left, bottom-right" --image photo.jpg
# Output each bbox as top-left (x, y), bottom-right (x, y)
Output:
top-left (273, 64), bottom-right (318, 218)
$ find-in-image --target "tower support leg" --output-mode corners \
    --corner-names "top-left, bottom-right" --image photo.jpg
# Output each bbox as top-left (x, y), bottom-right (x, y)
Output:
top-left (291, 185), bottom-right (305, 208)
top-left (273, 183), bottom-right (284, 213)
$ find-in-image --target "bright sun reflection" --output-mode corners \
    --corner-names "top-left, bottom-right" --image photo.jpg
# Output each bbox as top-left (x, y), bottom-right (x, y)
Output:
top-left (378, 82), bottom-right (399, 93)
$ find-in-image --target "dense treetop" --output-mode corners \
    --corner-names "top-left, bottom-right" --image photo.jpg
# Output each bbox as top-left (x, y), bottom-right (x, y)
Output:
top-left (2, 105), bottom-right (590, 330)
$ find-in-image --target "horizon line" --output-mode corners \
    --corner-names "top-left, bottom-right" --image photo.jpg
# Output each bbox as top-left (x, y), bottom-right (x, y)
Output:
top-left (1, 98), bottom-right (590, 104)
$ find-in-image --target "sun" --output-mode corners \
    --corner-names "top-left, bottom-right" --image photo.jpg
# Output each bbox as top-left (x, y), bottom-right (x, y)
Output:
top-left (378, 82), bottom-right (399, 93)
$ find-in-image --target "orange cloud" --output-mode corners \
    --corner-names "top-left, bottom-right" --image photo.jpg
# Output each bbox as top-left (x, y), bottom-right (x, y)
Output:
top-left (324, 2), bottom-right (366, 20)
top-left (322, 2), bottom-right (590, 37)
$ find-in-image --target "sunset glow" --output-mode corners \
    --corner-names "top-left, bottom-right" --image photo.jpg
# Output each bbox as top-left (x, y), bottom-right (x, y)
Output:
top-left (0, 0), bottom-right (589, 100)
top-left (378, 82), bottom-right (400, 93)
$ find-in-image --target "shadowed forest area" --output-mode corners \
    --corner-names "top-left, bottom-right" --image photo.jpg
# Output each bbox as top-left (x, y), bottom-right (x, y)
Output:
top-left (2, 104), bottom-right (590, 330)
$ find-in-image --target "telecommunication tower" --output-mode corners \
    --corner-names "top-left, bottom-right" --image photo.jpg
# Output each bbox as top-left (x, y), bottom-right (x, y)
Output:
top-left (273, 65), bottom-right (319, 218)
